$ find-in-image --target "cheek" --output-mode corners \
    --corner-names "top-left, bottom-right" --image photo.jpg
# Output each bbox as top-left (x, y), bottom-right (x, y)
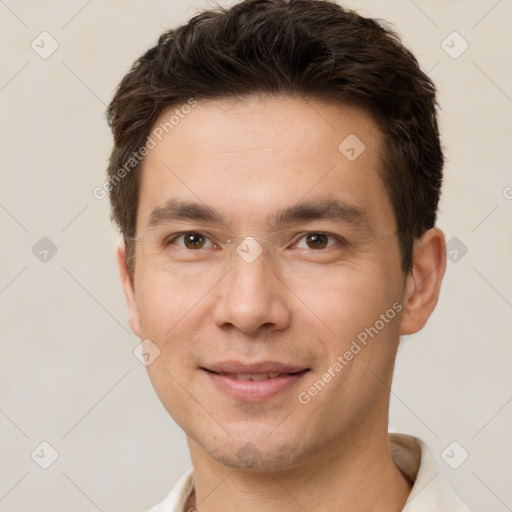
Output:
top-left (134, 272), bottom-right (205, 373)
top-left (134, 270), bottom-right (199, 338)
top-left (300, 262), bottom-right (397, 332)
top-left (297, 268), bottom-right (402, 415)
top-left (309, 263), bottom-right (401, 374)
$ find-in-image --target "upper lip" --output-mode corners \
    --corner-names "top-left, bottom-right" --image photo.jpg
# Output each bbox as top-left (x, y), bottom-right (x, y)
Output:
top-left (202, 361), bottom-right (309, 374)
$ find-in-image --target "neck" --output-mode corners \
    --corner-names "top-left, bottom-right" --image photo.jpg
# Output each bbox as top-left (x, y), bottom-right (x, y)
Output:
top-left (185, 424), bottom-right (411, 512)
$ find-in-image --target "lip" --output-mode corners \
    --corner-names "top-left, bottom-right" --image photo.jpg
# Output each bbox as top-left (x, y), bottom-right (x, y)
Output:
top-left (200, 360), bottom-right (310, 402)
top-left (203, 360), bottom-right (308, 374)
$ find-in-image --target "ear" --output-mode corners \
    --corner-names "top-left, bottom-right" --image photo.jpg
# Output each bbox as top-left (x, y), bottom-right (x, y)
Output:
top-left (399, 228), bottom-right (447, 336)
top-left (117, 235), bottom-right (142, 338)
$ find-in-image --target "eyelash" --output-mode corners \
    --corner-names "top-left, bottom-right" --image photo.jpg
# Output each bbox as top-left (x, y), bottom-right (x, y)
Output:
top-left (164, 231), bottom-right (347, 251)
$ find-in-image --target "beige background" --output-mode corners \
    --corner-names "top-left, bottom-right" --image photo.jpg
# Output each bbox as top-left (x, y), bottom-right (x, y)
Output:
top-left (1, 0), bottom-right (511, 510)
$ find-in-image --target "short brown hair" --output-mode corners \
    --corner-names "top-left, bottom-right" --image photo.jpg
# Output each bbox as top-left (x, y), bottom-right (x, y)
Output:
top-left (106, 0), bottom-right (443, 277)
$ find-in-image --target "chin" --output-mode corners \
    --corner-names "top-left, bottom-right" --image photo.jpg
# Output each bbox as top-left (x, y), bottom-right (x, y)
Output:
top-left (210, 446), bottom-right (300, 473)
top-left (196, 429), bottom-right (309, 473)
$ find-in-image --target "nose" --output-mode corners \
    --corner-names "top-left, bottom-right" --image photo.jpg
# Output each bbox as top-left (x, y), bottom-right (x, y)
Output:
top-left (211, 244), bottom-right (291, 334)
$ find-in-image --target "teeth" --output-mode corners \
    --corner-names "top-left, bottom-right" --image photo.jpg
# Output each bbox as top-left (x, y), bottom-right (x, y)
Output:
top-left (249, 373), bottom-right (271, 381)
top-left (235, 374), bottom-right (254, 380)
top-left (221, 372), bottom-right (285, 380)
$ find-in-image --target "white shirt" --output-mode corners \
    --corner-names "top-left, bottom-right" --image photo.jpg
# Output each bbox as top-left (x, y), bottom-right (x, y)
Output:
top-left (147, 433), bottom-right (470, 512)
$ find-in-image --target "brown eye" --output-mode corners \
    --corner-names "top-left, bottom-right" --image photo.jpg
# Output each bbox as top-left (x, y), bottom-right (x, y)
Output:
top-left (183, 233), bottom-right (206, 249)
top-left (305, 233), bottom-right (329, 249)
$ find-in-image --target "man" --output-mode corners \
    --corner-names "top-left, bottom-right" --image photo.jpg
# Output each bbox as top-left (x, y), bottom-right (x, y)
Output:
top-left (106, 0), bottom-right (470, 510)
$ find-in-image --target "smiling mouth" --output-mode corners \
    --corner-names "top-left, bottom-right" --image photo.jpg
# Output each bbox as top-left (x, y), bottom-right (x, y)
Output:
top-left (202, 369), bottom-right (309, 381)
top-left (200, 366), bottom-right (310, 401)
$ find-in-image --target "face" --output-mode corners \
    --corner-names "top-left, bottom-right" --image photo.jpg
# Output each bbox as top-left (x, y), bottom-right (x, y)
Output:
top-left (119, 95), bottom-right (429, 472)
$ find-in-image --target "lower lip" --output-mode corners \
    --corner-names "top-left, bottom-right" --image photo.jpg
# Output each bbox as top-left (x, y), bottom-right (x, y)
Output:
top-left (202, 369), bottom-right (308, 402)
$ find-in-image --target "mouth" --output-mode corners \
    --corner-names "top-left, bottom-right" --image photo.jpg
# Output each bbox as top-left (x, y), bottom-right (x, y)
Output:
top-left (200, 361), bottom-right (310, 401)
top-left (205, 370), bottom-right (306, 381)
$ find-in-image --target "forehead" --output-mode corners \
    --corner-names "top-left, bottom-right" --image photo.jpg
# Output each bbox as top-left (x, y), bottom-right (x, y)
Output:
top-left (137, 94), bottom-right (395, 234)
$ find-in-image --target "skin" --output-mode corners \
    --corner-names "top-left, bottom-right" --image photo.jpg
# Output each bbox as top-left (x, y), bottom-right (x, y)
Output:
top-left (117, 94), bottom-right (446, 512)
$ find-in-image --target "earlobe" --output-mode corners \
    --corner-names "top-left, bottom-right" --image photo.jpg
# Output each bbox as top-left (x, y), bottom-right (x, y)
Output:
top-left (117, 235), bottom-right (142, 337)
top-left (399, 228), bottom-right (447, 336)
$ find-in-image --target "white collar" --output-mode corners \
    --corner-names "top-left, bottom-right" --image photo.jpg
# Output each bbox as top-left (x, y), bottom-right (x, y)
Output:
top-left (389, 434), bottom-right (470, 511)
top-left (148, 433), bottom-right (470, 512)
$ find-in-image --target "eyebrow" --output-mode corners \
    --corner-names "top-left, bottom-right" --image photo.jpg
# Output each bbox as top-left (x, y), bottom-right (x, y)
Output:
top-left (145, 198), bottom-right (371, 232)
